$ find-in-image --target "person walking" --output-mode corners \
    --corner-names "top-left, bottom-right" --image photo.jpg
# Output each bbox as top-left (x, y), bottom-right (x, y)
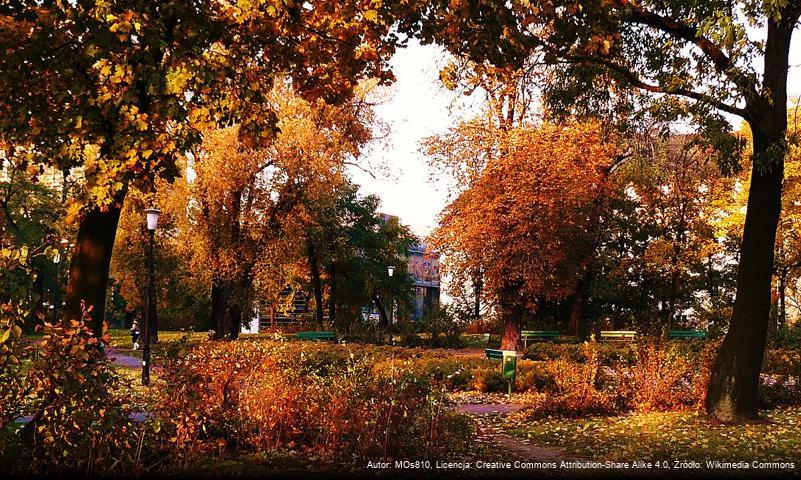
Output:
top-left (131, 320), bottom-right (141, 350)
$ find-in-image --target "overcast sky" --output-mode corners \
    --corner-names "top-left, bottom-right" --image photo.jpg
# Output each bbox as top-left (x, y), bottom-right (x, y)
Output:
top-left (349, 37), bottom-right (801, 240)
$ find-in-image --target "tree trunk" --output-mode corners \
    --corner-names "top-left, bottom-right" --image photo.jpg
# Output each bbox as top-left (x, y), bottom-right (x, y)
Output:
top-left (705, 128), bottom-right (785, 421)
top-left (500, 303), bottom-right (522, 351)
top-left (228, 302), bottom-right (241, 340)
top-left (211, 280), bottom-right (228, 340)
top-left (705, 10), bottom-right (795, 421)
top-left (307, 242), bottom-right (325, 328)
top-left (327, 265), bottom-right (337, 326)
top-left (472, 269), bottom-right (483, 319)
top-left (373, 294), bottom-right (389, 328)
top-left (62, 203), bottom-right (123, 336)
top-left (778, 271), bottom-right (786, 331)
top-left (270, 304), bottom-right (275, 330)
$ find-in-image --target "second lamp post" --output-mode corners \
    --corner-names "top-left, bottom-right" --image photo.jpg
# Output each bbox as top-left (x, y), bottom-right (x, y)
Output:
top-left (142, 208), bottom-right (160, 386)
top-left (387, 265), bottom-right (395, 326)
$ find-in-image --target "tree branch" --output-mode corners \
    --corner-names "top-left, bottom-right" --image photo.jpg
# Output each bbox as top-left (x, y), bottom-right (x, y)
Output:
top-left (558, 54), bottom-right (749, 119)
top-left (624, 4), bottom-right (759, 103)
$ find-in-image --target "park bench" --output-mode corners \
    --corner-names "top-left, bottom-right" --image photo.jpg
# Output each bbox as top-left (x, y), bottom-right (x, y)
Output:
top-left (296, 331), bottom-right (336, 342)
top-left (600, 330), bottom-right (637, 341)
top-left (521, 330), bottom-right (559, 348)
top-left (485, 349), bottom-right (518, 395)
top-left (485, 348), bottom-right (504, 360)
top-left (669, 330), bottom-right (707, 340)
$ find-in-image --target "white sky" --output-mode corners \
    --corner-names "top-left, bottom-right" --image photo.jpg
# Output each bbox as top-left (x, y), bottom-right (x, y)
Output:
top-left (347, 40), bottom-right (480, 238)
top-left (350, 36), bottom-right (801, 240)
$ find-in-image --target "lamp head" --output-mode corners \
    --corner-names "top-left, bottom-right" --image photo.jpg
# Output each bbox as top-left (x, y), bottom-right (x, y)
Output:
top-left (388, 265), bottom-right (395, 277)
top-left (145, 208), bottom-right (161, 231)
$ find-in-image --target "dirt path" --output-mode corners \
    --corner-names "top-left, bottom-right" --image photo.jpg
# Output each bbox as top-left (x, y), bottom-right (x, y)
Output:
top-left (454, 403), bottom-right (581, 463)
top-left (106, 347), bottom-right (142, 368)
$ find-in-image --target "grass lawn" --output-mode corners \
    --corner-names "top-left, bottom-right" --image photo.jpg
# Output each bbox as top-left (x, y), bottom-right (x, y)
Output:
top-left (505, 408), bottom-right (801, 465)
top-left (105, 328), bottom-right (213, 359)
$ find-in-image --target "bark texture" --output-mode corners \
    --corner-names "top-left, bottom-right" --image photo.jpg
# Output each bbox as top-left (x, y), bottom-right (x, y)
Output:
top-left (62, 204), bottom-right (123, 336)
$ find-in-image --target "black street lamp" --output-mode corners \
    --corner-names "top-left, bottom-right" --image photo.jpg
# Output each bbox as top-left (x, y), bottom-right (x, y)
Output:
top-left (387, 265), bottom-right (395, 326)
top-left (142, 208), bottom-right (160, 386)
top-left (52, 251), bottom-right (60, 324)
top-left (52, 238), bottom-right (68, 324)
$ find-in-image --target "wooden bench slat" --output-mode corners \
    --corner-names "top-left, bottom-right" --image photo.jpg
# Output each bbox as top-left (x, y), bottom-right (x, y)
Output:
top-left (521, 330), bottom-right (560, 347)
top-left (296, 331), bottom-right (336, 341)
top-left (669, 330), bottom-right (706, 339)
top-left (599, 330), bottom-right (636, 341)
top-left (485, 348), bottom-right (504, 360)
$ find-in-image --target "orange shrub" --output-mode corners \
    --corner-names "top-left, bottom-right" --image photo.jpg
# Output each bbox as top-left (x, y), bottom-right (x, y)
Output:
top-left (155, 340), bottom-right (472, 467)
top-left (532, 344), bottom-right (616, 417)
top-left (4, 319), bottom-right (137, 475)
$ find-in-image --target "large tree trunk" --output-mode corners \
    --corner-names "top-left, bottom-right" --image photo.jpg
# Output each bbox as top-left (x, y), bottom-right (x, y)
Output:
top-left (307, 242), bottom-right (325, 328)
top-left (705, 128), bottom-right (785, 421)
top-left (228, 302), bottom-right (241, 340)
top-left (62, 204), bottom-right (123, 336)
top-left (705, 12), bottom-right (794, 422)
top-left (500, 303), bottom-right (522, 351)
top-left (567, 268), bottom-right (592, 339)
top-left (211, 280), bottom-right (228, 340)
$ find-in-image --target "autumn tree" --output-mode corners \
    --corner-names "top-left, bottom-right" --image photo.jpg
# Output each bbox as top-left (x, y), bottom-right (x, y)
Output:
top-left (585, 131), bottom-right (744, 334)
top-left (0, 0), bottom-right (406, 336)
top-left (431, 121), bottom-right (617, 350)
top-left (409, 0), bottom-right (801, 421)
top-left (109, 175), bottom-right (211, 338)
top-left (179, 79), bottom-right (381, 339)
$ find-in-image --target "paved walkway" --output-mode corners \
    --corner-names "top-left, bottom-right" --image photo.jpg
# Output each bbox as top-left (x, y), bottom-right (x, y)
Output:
top-left (454, 403), bottom-right (583, 463)
top-left (106, 347), bottom-right (142, 368)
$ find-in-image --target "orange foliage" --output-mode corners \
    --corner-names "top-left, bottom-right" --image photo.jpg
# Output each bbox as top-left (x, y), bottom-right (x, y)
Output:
top-left (432, 120), bottom-right (618, 309)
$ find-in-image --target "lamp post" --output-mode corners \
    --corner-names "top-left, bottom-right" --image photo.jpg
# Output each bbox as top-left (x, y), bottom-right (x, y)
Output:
top-left (52, 251), bottom-right (60, 324)
top-left (387, 265), bottom-right (395, 327)
top-left (51, 238), bottom-right (69, 324)
top-left (142, 208), bottom-right (160, 386)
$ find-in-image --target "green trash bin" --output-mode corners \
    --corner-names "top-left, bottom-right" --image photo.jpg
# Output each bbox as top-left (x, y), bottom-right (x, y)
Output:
top-left (501, 350), bottom-right (517, 395)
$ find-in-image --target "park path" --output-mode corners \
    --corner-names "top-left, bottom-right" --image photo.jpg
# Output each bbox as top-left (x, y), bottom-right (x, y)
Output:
top-left (454, 403), bottom-right (582, 463)
top-left (106, 347), bottom-right (142, 368)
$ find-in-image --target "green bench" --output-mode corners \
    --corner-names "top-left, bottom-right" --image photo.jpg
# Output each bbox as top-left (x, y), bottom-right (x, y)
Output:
top-left (485, 349), bottom-right (518, 395)
top-left (600, 330), bottom-right (636, 341)
top-left (669, 330), bottom-right (707, 340)
top-left (485, 348), bottom-right (504, 360)
top-left (521, 330), bottom-right (559, 348)
top-left (296, 331), bottom-right (336, 342)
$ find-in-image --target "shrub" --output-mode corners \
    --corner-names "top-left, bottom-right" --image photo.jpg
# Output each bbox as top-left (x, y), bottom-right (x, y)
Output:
top-left (155, 340), bottom-right (473, 468)
top-left (524, 342), bottom-right (638, 366)
top-left (3, 318), bottom-right (137, 476)
top-left (770, 325), bottom-right (801, 350)
top-left (469, 366), bottom-right (507, 392)
top-left (763, 348), bottom-right (801, 376)
top-left (531, 345), bottom-right (615, 417)
top-left (759, 374), bottom-right (801, 408)
top-left (616, 342), bottom-right (702, 412)
top-left (507, 344), bottom-right (619, 417)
